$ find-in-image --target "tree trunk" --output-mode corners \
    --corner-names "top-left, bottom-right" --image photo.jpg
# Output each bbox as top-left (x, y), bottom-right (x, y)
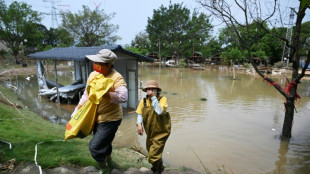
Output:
top-left (14, 54), bottom-right (19, 64)
top-left (281, 98), bottom-right (295, 138)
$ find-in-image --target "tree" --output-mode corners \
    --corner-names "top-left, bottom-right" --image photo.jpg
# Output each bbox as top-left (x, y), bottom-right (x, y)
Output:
top-left (218, 21), bottom-right (285, 65)
top-left (300, 21), bottom-right (310, 54)
top-left (196, 0), bottom-right (310, 138)
top-left (23, 23), bottom-right (46, 52)
top-left (202, 37), bottom-right (222, 58)
top-left (0, 0), bottom-right (41, 63)
top-left (220, 47), bottom-right (244, 63)
top-left (42, 27), bottom-right (74, 48)
top-left (128, 31), bottom-right (150, 56)
top-left (146, 2), bottom-right (212, 59)
top-left (60, 5), bottom-right (120, 47)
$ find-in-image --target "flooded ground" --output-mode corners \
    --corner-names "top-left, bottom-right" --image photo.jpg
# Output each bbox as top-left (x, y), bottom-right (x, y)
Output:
top-left (2, 65), bottom-right (310, 174)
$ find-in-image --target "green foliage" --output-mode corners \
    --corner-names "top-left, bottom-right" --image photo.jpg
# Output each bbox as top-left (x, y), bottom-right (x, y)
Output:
top-left (47, 27), bottom-right (74, 47)
top-left (23, 23), bottom-right (45, 51)
top-left (125, 45), bottom-right (148, 56)
top-left (0, 0), bottom-right (41, 62)
top-left (146, 2), bottom-right (212, 58)
top-left (131, 31), bottom-right (150, 50)
top-left (219, 21), bottom-right (285, 65)
top-left (60, 5), bottom-right (120, 47)
top-left (42, 45), bottom-right (54, 51)
top-left (273, 61), bottom-right (286, 68)
top-left (251, 50), bottom-right (267, 59)
top-left (220, 47), bottom-right (244, 63)
top-left (177, 58), bottom-right (187, 68)
top-left (299, 21), bottom-right (310, 54)
top-left (243, 63), bottom-right (250, 68)
top-left (0, 49), bottom-right (10, 58)
top-left (202, 37), bottom-right (222, 58)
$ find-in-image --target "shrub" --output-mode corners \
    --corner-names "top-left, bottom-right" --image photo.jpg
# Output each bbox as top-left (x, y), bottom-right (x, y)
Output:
top-left (273, 61), bottom-right (286, 68)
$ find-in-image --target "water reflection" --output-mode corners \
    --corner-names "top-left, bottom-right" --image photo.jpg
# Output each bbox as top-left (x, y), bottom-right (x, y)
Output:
top-left (1, 72), bottom-right (73, 124)
top-left (2, 66), bottom-right (310, 173)
top-left (273, 140), bottom-right (289, 174)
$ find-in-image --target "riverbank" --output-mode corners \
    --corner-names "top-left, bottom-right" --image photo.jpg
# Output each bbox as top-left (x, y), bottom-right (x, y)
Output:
top-left (0, 83), bottom-right (199, 173)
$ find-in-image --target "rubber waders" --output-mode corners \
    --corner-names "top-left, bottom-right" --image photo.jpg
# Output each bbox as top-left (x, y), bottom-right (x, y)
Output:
top-left (107, 156), bottom-right (116, 169)
top-left (97, 160), bottom-right (112, 174)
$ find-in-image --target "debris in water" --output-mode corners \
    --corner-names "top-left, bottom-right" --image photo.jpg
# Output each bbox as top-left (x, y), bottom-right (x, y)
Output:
top-left (200, 98), bottom-right (207, 101)
top-left (272, 128), bottom-right (276, 131)
top-left (26, 77), bottom-right (30, 81)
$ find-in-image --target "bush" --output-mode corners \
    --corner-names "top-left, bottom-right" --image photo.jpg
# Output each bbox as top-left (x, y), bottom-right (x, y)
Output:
top-left (243, 63), bottom-right (250, 68)
top-left (273, 61), bottom-right (286, 68)
top-left (177, 58), bottom-right (187, 68)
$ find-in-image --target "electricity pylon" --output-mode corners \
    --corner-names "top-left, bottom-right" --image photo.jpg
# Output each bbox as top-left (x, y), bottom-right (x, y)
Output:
top-left (281, 8), bottom-right (295, 65)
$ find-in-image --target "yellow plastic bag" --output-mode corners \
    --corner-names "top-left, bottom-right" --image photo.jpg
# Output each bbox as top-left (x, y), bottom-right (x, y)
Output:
top-left (64, 74), bottom-right (114, 141)
top-left (65, 100), bottom-right (97, 140)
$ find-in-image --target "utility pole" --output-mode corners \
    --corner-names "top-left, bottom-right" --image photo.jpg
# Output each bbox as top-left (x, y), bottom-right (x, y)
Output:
top-left (281, 8), bottom-right (295, 66)
top-left (193, 40), bottom-right (195, 63)
top-left (158, 39), bottom-right (161, 62)
top-left (43, 0), bottom-right (61, 28)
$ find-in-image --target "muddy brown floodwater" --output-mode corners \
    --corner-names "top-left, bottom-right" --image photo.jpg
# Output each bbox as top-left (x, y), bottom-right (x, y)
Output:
top-left (3, 65), bottom-right (310, 174)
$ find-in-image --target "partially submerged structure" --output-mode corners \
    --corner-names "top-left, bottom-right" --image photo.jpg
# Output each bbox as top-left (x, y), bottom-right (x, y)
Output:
top-left (27, 45), bottom-right (153, 109)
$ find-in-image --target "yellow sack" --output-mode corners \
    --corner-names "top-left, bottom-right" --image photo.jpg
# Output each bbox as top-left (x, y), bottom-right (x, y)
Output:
top-left (64, 74), bottom-right (114, 141)
top-left (65, 100), bottom-right (97, 140)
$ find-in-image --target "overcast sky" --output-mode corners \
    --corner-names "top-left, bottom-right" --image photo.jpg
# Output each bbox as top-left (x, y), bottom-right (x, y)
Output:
top-left (4, 0), bottom-right (310, 45)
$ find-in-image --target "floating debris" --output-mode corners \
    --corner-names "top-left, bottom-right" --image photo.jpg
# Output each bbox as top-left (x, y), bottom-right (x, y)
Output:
top-left (200, 98), bottom-right (207, 101)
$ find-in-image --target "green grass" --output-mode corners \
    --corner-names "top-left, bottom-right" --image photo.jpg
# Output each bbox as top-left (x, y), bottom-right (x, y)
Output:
top-left (0, 86), bottom-right (150, 171)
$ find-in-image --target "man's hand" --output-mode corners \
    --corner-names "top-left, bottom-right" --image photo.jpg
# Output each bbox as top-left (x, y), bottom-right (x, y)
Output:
top-left (137, 123), bottom-right (144, 136)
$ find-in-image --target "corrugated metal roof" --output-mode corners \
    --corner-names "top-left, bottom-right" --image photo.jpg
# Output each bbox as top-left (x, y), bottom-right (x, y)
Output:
top-left (27, 45), bottom-right (154, 62)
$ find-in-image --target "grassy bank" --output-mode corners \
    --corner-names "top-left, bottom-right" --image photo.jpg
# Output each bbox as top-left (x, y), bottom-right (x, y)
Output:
top-left (0, 86), bottom-right (150, 172)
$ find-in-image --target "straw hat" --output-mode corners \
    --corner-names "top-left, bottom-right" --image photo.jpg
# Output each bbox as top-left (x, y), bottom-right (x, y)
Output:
top-left (86, 49), bottom-right (117, 64)
top-left (142, 80), bottom-right (161, 92)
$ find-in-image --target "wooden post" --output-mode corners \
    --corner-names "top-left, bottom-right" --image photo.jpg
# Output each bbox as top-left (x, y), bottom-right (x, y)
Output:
top-left (54, 60), bottom-right (60, 106)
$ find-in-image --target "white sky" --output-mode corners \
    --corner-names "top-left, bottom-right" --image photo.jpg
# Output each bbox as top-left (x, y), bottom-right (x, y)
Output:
top-left (4, 0), bottom-right (310, 45)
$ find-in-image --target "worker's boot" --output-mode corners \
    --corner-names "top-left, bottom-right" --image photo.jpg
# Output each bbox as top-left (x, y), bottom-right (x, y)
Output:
top-left (157, 159), bottom-right (165, 173)
top-left (97, 160), bottom-right (112, 174)
top-left (151, 160), bottom-right (162, 174)
top-left (151, 161), bottom-right (158, 174)
top-left (106, 156), bottom-right (117, 169)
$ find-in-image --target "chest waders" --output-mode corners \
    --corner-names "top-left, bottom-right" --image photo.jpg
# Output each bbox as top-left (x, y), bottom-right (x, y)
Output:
top-left (142, 97), bottom-right (171, 171)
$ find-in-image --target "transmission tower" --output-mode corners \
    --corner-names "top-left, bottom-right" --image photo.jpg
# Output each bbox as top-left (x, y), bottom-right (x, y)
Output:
top-left (281, 8), bottom-right (295, 63)
top-left (43, 0), bottom-right (61, 28)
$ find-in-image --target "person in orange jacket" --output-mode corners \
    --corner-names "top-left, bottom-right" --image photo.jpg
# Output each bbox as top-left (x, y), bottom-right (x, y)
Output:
top-left (75, 49), bottom-right (128, 174)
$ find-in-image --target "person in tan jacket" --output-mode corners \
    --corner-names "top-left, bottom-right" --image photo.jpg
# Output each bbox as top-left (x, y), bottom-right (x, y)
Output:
top-left (75, 49), bottom-right (128, 174)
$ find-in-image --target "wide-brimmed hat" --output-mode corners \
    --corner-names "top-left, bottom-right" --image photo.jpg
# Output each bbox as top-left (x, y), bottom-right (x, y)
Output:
top-left (86, 49), bottom-right (117, 64)
top-left (142, 80), bottom-right (161, 92)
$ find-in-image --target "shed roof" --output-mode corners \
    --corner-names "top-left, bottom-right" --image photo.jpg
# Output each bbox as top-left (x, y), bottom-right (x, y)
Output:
top-left (27, 45), bottom-right (154, 62)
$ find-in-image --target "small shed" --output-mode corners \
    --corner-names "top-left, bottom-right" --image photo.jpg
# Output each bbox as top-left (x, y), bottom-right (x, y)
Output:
top-left (27, 45), bottom-right (153, 109)
top-left (190, 51), bottom-right (204, 63)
